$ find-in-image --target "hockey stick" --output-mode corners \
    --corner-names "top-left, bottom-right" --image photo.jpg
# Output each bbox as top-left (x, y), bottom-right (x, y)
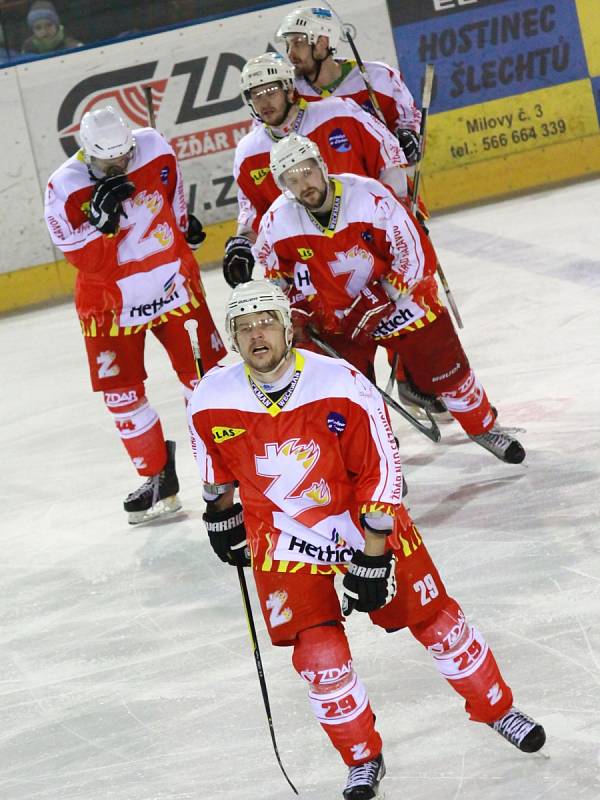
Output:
top-left (142, 85), bottom-right (157, 128)
top-left (308, 331), bottom-right (441, 443)
top-left (409, 66), bottom-right (464, 330)
top-left (183, 320), bottom-right (298, 795)
top-left (320, 1), bottom-right (387, 125)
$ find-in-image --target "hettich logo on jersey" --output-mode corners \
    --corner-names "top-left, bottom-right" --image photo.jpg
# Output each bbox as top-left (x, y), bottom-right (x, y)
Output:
top-left (117, 262), bottom-right (189, 325)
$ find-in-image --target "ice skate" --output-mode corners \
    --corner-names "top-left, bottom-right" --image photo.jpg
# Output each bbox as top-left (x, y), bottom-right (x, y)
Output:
top-left (343, 753), bottom-right (386, 799)
top-left (489, 707), bottom-right (546, 752)
top-left (396, 379), bottom-right (446, 416)
top-left (124, 440), bottom-right (182, 524)
top-left (470, 425), bottom-right (526, 463)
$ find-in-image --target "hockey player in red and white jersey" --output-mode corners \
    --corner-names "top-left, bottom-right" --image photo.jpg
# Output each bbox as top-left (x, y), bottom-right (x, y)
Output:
top-left (222, 51), bottom-right (407, 291)
top-left (254, 134), bottom-right (526, 463)
top-left (44, 105), bottom-right (226, 522)
top-left (276, 6), bottom-right (422, 164)
top-left (188, 279), bottom-right (545, 799)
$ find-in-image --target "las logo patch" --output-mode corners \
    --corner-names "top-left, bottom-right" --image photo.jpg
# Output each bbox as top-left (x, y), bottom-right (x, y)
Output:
top-left (212, 426), bottom-right (246, 443)
top-left (297, 247), bottom-right (314, 260)
top-left (250, 167), bottom-right (270, 185)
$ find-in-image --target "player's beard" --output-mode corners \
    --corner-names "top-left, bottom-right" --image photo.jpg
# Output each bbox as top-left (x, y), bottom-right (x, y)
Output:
top-left (300, 184), bottom-right (328, 211)
top-left (244, 338), bottom-right (289, 379)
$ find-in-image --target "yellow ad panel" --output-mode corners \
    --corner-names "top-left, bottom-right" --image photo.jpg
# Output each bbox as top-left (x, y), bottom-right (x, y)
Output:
top-left (426, 80), bottom-right (599, 174)
top-left (421, 133), bottom-right (600, 212)
top-left (576, 0), bottom-right (600, 76)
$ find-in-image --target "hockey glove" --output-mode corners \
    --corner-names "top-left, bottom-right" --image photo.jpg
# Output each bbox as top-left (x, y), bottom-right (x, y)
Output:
top-left (342, 550), bottom-right (397, 615)
top-left (397, 128), bottom-right (420, 164)
top-left (340, 282), bottom-right (395, 345)
top-left (223, 236), bottom-right (255, 287)
top-left (88, 174), bottom-right (135, 235)
top-left (185, 213), bottom-right (206, 250)
top-left (202, 501), bottom-right (251, 567)
top-left (290, 292), bottom-right (339, 343)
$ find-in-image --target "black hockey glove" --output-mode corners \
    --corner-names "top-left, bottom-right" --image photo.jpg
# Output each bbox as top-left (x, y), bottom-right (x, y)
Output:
top-left (342, 550), bottom-right (397, 615)
top-left (185, 213), bottom-right (206, 250)
top-left (88, 174), bottom-right (135, 235)
top-left (202, 501), bottom-right (251, 567)
top-left (397, 128), bottom-right (420, 164)
top-left (223, 235), bottom-right (255, 287)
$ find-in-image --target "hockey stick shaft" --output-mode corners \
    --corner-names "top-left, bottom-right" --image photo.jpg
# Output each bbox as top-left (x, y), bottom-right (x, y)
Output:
top-left (409, 66), bottom-right (464, 329)
top-left (308, 331), bottom-right (441, 443)
top-left (142, 85), bottom-right (156, 128)
top-left (183, 320), bottom-right (298, 795)
top-left (410, 63), bottom-right (434, 215)
top-left (320, 1), bottom-right (386, 124)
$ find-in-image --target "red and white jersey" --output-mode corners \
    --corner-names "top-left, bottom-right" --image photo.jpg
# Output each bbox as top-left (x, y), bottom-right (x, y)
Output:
top-left (188, 348), bottom-right (403, 572)
top-left (233, 96), bottom-right (405, 233)
top-left (45, 128), bottom-right (203, 333)
top-left (295, 59), bottom-right (421, 135)
top-left (255, 173), bottom-right (443, 340)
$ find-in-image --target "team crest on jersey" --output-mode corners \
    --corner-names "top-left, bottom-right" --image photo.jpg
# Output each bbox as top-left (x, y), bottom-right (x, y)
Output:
top-left (297, 247), bottom-right (314, 260)
top-left (266, 590), bottom-right (292, 628)
top-left (212, 426), bottom-right (246, 443)
top-left (250, 167), bottom-right (270, 185)
top-left (328, 128), bottom-right (351, 152)
top-left (256, 438), bottom-right (331, 512)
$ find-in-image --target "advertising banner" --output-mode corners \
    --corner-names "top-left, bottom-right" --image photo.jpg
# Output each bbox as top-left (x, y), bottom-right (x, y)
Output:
top-left (389, 0), bottom-right (600, 205)
top-left (3, 0), bottom-right (397, 283)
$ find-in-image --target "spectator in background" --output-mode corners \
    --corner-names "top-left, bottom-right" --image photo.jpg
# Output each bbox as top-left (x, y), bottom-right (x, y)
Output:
top-left (1, 22), bottom-right (18, 60)
top-left (22, 0), bottom-right (82, 54)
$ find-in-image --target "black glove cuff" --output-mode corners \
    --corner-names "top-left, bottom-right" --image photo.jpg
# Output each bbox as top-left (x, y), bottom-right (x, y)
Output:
top-left (203, 501), bottom-right (243, 533)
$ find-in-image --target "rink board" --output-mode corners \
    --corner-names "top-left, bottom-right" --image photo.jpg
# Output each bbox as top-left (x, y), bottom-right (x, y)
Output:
top-left (2, 0), bottom-right (600, 312)
top-left (390, 0), bottom-right (600, 208)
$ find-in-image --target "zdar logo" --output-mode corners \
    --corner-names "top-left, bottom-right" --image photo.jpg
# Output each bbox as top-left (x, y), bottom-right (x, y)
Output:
top-left (212, 426), bottom-right (246, 443)
top-left (57, 51), bottom-right (252, 156)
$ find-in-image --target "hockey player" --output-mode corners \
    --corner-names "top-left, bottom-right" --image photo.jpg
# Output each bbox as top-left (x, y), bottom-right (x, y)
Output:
top-left (254, 134), bottom-right (525, 463)
top-left (222, 51), bottom-right (407, 291)
top-left (276, 6), bottom-right (422, 164)
top-left (44, 105), bottom-right (226, 522)
top-left (188, 279), bottom-right (545, 799)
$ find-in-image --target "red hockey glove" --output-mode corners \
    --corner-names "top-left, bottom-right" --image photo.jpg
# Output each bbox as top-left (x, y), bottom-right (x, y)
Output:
top-left (340, 282), bottom-right (395, 345)
top-left (290, 293), bottom-right (339, 343)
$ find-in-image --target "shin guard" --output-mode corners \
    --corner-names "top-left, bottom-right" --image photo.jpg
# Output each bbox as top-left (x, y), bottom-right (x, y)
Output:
top-left (104, 385), bottom-right (167, 476)
top-left (292, 624), bottom-right (382, 765)
top-left (439, 369), bottom-right (495, 436)
top-left (410, 597), bottom-right (513, 723)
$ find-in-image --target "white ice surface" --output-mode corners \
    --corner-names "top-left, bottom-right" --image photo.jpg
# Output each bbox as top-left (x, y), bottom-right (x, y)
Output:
top-left (1, 180), bottom-right (600, 799)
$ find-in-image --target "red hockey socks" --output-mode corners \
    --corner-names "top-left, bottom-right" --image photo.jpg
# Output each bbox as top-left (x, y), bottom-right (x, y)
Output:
top-left (439, 369), bottom-right (495, 436)
top-left (103, 385), bottom-right (167, 476)
top-left (410, 597), bottom-right (513, 723)
top-left (292, 624), bottom-right (382, 766)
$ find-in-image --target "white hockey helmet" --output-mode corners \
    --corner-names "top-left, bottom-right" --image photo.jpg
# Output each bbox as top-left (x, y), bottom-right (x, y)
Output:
top-left (276, 6), bottom-right (341, 52)
top-left (270, 132), bottom-right (328, 192)
top-left (225, 279), bottom-right (293, 352)
top-left (240, 52), bottom-right (295, 117)
top-left (79, 105), bottom-right (135, 164)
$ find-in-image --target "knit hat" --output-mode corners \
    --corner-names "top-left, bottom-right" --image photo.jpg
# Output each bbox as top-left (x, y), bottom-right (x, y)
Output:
top-left (27, 1), bottom-right (60, 29)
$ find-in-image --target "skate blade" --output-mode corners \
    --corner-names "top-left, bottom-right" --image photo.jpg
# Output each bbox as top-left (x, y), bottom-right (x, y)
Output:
top-left (492, 424), bottom-right (527, 435)
top-left (127, 494), bottom-right (183, 525)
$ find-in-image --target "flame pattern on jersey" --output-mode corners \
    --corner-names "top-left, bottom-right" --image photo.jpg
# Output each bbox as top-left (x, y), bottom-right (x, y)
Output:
top-left (256, 173), bottom-right (444, 340)
top-left (188, 349), bottom-right (403, 572)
